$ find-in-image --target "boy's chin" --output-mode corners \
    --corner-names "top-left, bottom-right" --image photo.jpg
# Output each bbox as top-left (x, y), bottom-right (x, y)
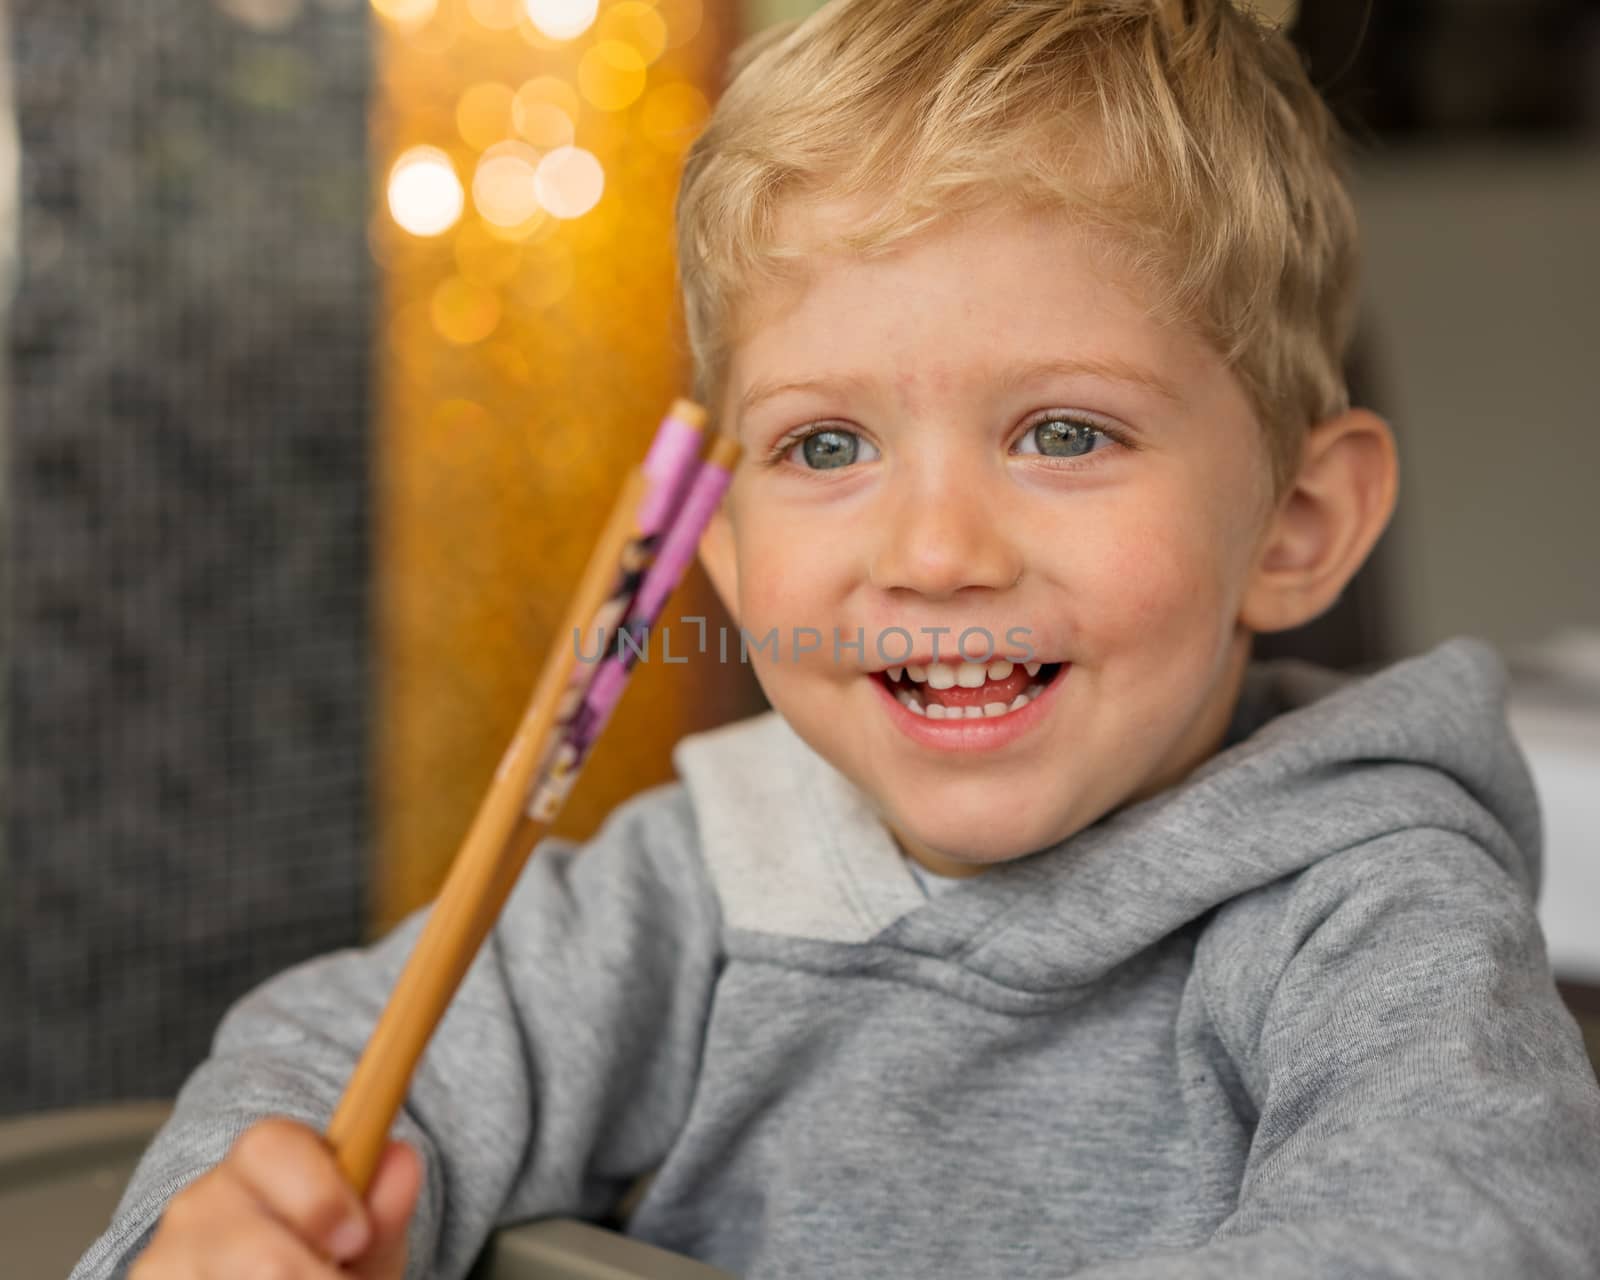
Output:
top-left (885, 812), bottom-right (1083, 871)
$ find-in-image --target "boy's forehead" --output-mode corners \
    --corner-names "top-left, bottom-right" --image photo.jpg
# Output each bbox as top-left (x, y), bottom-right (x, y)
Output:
top-left (729, 196), bottom-right (1060, 356)
top-left (724, 198), bottom-right (1201, 406)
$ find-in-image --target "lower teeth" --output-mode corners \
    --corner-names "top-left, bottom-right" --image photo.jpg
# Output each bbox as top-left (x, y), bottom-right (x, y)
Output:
top-left (897, 683), bottom-right (1044, 719)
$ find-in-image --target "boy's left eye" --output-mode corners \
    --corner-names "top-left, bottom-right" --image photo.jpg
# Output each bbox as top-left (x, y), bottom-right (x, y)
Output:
top-left (1015, 416), bottom-right (1111, 458)
top-left (786, 427), bottom-right (880, 470)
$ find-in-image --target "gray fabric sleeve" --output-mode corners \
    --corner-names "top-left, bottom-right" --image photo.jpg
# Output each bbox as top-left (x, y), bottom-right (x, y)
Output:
top-left (1077, 827), bottom-right (1600, 1279)
top-left (68, 782), bottom-right (722, 1280)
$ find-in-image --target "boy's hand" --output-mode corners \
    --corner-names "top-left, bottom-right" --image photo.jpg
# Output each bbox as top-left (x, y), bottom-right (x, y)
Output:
top-left (130, 1117), bottom-right (422, 1279)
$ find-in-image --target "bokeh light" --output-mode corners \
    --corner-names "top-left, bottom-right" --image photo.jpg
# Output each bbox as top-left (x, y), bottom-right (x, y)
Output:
top-left (456, 82), bottom-right (516, 151)
top-left (512, 76), bottom-right (579, 148)
top-left (654, 0), bottom-right (702, 49)
top-left (472, 141), bottom-right (543, 228)
top-left (522, 0), bottom-right (597, 41)
top-left (578, 41), bottom-right (647, 112)
top-left (430, 277), bottom-right (502, 345)
top-left (533, 146), bottom-right (604, 219)
top-left (596, 1), bottom-right (668, 64)
top-left (466, 0), bottom-right (522, 29)
top-left (387, 146), bottom-right (464, 236)
top-left (514, 101), bottom-right (576, 149)
top-left (216, 0), bottom-right (305, 32)
top-left (372, 0), bottom-right (737, 927)
top-left (370, 0), bottom-right (437, 27)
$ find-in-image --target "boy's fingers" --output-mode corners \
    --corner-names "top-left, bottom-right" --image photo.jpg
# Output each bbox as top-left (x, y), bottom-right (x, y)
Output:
top-left (134, 1163), bottom-right (346, 1279)
top-left (225, 1118), bottom-right (372, 1263)
top-left (202, 1195), bottom-right (351, 1280)
top-left (351, 1141), bottom-right (423, 1280)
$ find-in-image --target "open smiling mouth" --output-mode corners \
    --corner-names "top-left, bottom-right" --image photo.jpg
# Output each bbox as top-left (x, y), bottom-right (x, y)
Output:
top-left (876, 660), bottom-right (1066, 719)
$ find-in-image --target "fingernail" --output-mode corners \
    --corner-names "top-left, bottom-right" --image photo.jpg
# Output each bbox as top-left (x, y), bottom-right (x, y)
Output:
top-left (330, 1216), bottom-right (369, 1260)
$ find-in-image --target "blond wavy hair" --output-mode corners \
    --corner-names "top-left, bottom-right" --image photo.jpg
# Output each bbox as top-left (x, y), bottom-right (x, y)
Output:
top-left (674, 0), bottom-right (1361, 495)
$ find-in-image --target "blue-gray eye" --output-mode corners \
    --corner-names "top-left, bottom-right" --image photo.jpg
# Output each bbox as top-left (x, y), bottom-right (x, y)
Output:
top-left (792, 428), bottom-right (878, 469)
top-left (1020, 417), bottom-right (1105, 458)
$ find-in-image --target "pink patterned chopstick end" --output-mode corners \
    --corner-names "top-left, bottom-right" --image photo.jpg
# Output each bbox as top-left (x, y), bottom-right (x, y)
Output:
top-left (525, 446), bottom-right (736, 822)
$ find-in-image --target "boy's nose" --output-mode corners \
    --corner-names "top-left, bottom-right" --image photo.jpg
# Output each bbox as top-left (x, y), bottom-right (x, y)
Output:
top-left (866, 472), bottom-right (1024, 601)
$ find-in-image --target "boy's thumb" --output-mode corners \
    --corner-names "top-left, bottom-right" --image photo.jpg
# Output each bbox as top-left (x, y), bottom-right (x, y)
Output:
top-left (351, 1139), bottom-right (423, 1279)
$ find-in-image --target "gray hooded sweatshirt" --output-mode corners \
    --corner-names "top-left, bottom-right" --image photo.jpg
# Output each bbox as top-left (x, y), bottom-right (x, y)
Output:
top-left (72, 637), bottom-right (1600, 1278)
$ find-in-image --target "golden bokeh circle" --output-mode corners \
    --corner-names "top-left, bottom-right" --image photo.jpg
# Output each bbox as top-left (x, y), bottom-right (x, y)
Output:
top-left (652, 0), bottom-right (702, 49)
top-left (371, 0), bottom-right (436, 26)
top-left (578, 41), bottom-right (647, 113)
top-left (597, 2), bottom-right (668, 65)
top-left (465, 0), bottom-right (521, 29)
top-left (533, 146), bottom-right (605, 219)
top-left (431, 276), bottom-right (503, 345)
top-left (456, 82), bottom-right (515, 151)
top-left (513, 76), bottom-right (580, 146)
top-left (386, 145), bottom-right (465, 236)
top-left (517, 102), bottom-right (575, 150)
top-left (514, 75), bottom-right (581, 119)
top-left (522, 0), bottom-right (597, 42)
top-left (472, 140), bottom-right (543, 227)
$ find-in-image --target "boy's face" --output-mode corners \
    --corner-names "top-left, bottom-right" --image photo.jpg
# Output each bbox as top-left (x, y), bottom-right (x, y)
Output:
top-left (700, 200), bottom-right (1279, 875)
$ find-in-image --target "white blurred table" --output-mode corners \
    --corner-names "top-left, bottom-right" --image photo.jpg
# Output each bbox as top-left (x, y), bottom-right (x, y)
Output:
top-left (1508, 688), bottom-right (1600, 984)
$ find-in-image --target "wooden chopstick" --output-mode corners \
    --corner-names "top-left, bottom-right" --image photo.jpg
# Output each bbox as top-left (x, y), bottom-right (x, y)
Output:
top-left (325, 404), bottom-right (726, 1193)
top-left (326, 463), bottom-right (653, 1192)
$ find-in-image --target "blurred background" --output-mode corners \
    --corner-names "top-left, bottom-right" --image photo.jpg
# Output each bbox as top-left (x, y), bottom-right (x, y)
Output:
top-left (1, 0), bottom-right (1596, 1118)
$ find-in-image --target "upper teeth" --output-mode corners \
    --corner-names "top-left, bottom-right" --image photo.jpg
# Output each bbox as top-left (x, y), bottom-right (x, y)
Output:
top-left (901, 660), bottom-right (1019, 686)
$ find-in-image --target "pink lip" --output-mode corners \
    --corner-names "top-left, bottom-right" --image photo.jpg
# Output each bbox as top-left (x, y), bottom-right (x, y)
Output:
top-left (869, 664), bottom-right (1070, 753)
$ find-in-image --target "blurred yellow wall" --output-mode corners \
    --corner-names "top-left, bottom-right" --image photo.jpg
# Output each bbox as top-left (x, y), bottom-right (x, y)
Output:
top-left (371, 0), bottom-right (760, 932)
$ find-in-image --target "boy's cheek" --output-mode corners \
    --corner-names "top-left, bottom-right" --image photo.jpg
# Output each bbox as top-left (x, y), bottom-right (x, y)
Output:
top-left (731, 528), bottom-right (846, 623)
top-left (1074, 525), bottom-right (1235, 651)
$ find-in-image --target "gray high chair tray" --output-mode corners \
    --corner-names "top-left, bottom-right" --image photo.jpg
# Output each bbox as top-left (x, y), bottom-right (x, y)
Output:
top-left (0, 1103), bottom-right (731, 1279)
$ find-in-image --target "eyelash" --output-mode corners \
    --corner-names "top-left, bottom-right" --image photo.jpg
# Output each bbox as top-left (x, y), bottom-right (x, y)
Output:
top-left (762, 414), bottom-right (1130, 471)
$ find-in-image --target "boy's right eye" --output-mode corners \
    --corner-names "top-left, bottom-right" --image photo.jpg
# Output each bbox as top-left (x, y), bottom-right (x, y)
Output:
top-left (786, 427), bottom-right (880, 470)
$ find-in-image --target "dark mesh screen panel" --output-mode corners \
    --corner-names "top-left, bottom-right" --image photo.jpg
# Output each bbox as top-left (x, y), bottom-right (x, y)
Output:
top-left (3, 0), bottom-right (374, 1114)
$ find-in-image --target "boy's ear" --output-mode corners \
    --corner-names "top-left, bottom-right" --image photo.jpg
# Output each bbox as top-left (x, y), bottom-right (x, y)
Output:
top-left (1239, 408), bottom-right (1399, 635)
top-left (697, 506), bottom-right (741, 625)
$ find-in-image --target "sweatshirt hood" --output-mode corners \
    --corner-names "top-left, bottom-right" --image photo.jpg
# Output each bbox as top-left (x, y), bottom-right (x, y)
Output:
top-left (673, 637), bottom-right (1542, 993)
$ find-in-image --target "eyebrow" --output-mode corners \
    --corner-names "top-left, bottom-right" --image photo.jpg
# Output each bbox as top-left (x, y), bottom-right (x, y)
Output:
top-left (736, 370), bottom-right (875, 420)
top-left (736, 354), bottom-right (1182, 421)
top-left (999, 355), bottom-right (1183, 406)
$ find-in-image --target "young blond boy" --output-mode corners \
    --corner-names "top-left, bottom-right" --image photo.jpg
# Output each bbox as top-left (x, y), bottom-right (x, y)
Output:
top-left (76, 1), bottom-right (1600, 1277)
